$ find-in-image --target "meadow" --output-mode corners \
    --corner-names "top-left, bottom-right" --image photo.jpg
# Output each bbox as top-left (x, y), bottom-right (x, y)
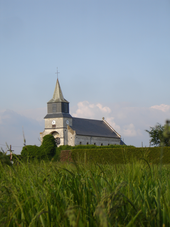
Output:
top-left (0, 155), bottom-right (170, 226)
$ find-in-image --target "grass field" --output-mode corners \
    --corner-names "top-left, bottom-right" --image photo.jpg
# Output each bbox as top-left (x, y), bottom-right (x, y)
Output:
top-left (0, 157), bottom-right (170, 226)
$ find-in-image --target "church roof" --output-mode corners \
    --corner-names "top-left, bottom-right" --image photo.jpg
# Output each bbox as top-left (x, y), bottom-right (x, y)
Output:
top-left (48, 79), bottom-right (69, 103)
top-left (71, 117), bottom-right (120, 138)
top-left (44, 113), bottom-right (72, 119)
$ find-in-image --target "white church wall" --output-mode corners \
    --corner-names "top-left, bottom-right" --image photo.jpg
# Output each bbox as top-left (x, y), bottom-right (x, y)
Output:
top-left (67, 126), bottom-right (76, 146)
top-left (75, 135), bottom-right (120, 146)
top-left (45, 118), bottom-right (63, 128)
top-left (64, 118), bottom-right (73, 127)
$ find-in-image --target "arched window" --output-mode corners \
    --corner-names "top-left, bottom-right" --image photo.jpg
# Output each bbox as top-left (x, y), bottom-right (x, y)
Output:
top-left (101, 143), bottom-right (103, 146)
top-left (79, 142), bottom-right (82, 145)
top-left (86, 142), bottom-right (89, 145)
top-left (55, 137), bottom-right (60, 145)
top-left (51, 131), bottom-right (60, 146)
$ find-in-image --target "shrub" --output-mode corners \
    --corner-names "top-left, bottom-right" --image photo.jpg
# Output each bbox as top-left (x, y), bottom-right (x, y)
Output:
top-left (40, 134), bottom-right (56, 160)
top-left (21, 145), bottom-right (40, 159)
top-left (21, 134), bottom-right (57, 161)
top-left (0, 151), bottom-right (12, 166)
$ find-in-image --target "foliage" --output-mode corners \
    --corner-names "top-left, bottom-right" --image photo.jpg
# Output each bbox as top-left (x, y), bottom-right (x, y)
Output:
top-left (21, 145), bottom-right (40, 158)
top-left (21, 134), bottom-right (57, 160)
top-left (163, 120), bottom-right (170, 146)
top-left (40, 134), bottom-right (56, 159)
top-left (146, 122), bottom-right (170, 146)
top-left (1, 159), bottom-right (170, 226)
top-left (71, 147), bottom-right (170, 165)
top-left (0, 150), bottom-right (12, 166)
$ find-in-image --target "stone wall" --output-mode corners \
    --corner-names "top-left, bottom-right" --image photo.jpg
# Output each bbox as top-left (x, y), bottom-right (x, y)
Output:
top-left (74, 135), bottom-right (120, 146)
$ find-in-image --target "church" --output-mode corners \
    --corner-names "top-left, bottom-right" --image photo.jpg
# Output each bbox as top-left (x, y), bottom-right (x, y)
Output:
top-left (40, 78), bottom-right (125, 146)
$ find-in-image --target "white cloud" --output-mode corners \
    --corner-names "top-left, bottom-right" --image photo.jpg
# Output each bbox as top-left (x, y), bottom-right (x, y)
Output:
top-left (72, 101), bottom-right (111, 119)
top-left (105, 117), bottom-right (121, 134)
top-left (151, 104), bottom-right (170, 112)
top-left (123, 124), bottom-right (137, 137)
top-left (96, 103), bottom-right (111, 113)
top-left (71, 101), bottom-right (170, 146)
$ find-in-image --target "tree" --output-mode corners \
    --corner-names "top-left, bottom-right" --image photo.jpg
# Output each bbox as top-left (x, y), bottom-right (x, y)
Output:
top-left (40, 134), bottom-right (57, 159)
top-left (163, 120), bottom-right (170, 146)
top-left (146, 121), bottom-right (170, 146)
top-left (21, 134), bottom-right (57, 160)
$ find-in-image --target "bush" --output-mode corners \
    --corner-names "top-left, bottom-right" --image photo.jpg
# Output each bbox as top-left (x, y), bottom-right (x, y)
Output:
top-left (21, 134), bottom-right (57, 161)
top-left (0, 151), bottom-right (12, 166)
top-left (40, 134), bottom-right (56, 160)
top-left (21, 145), bottom-right (40, 159)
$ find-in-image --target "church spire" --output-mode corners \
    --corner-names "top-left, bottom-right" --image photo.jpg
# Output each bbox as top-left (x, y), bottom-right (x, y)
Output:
top-left (52, 79), bottom-right (65, 102)
top-left (45, 69), bottom-right (71, 118)
top-left (48, 78), bottom-right (68, 103)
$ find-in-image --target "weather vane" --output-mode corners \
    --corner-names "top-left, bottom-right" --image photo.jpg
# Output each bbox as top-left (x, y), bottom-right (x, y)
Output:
top-left (55, 67), bottom-right (60, 79)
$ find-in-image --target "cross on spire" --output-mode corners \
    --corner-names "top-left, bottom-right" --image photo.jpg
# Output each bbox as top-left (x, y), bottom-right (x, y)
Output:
top-left (55, 67), bottom-right (60, 80)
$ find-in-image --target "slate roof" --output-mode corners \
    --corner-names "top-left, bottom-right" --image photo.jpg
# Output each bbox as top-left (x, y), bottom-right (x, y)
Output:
top-left (44, 113), bottom-right (72, 119)
top-left (120, 139), bottom-right (126, 145)
top-left (71, 117), bottom-right (120, 138)
top-left (48, 79), bottom-right (69, 103)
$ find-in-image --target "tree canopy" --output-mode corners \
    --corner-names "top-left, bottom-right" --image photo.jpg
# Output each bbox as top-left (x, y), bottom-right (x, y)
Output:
top-left (146, 121), bottom-right (170, 146)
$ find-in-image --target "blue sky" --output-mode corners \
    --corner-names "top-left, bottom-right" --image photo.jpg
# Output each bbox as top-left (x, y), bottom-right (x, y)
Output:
top-left (0, 0), bottom-right (170, 154)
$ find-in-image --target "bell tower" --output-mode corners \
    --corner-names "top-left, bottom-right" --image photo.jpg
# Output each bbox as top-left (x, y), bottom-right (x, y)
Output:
top-left (40, 76), bottom-right (72, 146)
top-left (46, 78), bottom-right (70, 117)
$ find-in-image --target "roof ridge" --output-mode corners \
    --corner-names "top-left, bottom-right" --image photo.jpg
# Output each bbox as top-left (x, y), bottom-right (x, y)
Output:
top-left (72, 117), bottom-right (102, 121)
top-left (102, 118), bottom-right (121, 138)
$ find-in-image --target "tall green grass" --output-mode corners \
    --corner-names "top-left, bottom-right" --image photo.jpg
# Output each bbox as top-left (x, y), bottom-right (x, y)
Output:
top-left (0, 158), bottom-right (170, 226)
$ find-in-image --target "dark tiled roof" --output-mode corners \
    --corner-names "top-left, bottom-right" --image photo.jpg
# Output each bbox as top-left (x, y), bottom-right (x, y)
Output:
top-left (71, 117), bottom-right (119, 138)
top-left (120, 139), bottom-right (126, 145)
top-left (44, 113), bottom-right (72, 119)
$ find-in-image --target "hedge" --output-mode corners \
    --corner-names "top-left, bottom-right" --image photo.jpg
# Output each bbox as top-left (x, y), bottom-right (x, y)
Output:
top-left (71, 147), bottom-right (170, 164)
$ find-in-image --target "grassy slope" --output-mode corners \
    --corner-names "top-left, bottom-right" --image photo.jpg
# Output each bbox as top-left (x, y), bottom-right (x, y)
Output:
top-left (0, 159), bottom-right (170, 226)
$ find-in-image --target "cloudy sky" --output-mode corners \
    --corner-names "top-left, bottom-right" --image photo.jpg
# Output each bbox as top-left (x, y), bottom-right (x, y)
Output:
top-left (0, 0), bottom-right (170, 154)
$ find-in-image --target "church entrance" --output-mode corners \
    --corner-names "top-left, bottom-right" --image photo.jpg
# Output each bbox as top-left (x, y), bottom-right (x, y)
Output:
top-left (51, 131), bottom-right (60, 146)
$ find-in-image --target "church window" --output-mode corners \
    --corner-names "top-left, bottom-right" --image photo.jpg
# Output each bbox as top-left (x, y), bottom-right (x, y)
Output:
top-left (79, 142), bottom-right (82, 145)
top-left (101, 143), bottom-right (103, 146)
top-left (55, 137), bottom-right (60, 146)
top-left (86, 142), bottom-right (89, 145)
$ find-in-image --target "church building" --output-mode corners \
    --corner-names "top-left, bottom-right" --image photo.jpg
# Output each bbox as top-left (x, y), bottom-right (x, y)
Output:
top-left (40, 78), bottom-right (124, 146)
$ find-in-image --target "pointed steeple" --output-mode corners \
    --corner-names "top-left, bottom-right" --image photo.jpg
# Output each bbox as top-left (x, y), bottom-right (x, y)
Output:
top-left (48, 79), bottom-right (68, 103)
top-left (46, 78), bottom-right (70, 116)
